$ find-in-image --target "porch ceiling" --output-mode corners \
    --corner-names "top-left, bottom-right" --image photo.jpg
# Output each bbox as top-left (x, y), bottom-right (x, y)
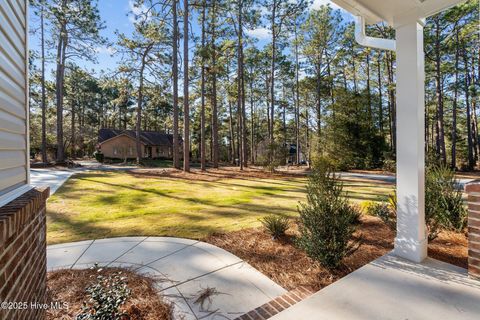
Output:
top-left (331, 0), bottom-right (467, 25)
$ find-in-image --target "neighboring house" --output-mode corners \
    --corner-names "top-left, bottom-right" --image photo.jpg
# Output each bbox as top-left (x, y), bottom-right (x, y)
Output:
top-left (284, 143), bottom-right (307, 164)
top-left (97, 129), bottom-right (181, 160)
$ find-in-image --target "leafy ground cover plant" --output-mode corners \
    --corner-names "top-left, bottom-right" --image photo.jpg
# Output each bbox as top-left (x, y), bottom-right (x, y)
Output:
top-left (76, 265), bottom-right (131, 320)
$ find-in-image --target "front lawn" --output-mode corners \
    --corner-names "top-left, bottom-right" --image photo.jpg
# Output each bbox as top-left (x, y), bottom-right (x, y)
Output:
top-left (47, 169), bottom-right (308, 244)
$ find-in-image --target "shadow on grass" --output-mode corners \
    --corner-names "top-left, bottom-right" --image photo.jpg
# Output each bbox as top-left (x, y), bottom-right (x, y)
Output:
top-left (76, 174), bottom-right (305, 207)
top-left (128, 169), bottom-right (307, 187)
top-left (47, 208), bottom-right (228, 245)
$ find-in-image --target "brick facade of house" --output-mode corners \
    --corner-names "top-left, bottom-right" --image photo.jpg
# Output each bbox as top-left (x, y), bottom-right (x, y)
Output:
top-left (465, 181), bottom-right (480, 279)
top-left (0, 187), bottom-right (50, 320)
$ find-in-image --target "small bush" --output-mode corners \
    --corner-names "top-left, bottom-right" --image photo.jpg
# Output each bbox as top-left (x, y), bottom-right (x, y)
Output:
top-left (76, 265), bottom-right (131, 320)
top-left (425, 165), bottom-right (467, 239)
top-left (297, 159), bottom-right (361, 269)
top-left (365, 199), bottom-right (396, 230)
top-left (382, 159), bottom-right (396, 173)
top-left (93, 151), bottom-right (104, 163)
top-left (260, 215), bottom-right (290, 239)
top-left (381, 166), bottom-right (466, 240)
top-left (257, 142), bottom-right (288, 172)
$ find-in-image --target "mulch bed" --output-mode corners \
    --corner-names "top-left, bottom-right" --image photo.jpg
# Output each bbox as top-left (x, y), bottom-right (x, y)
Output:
top-left (204, 215), bottom-right (468, 291)
top-left (46, 268), bottom-right (172, 320)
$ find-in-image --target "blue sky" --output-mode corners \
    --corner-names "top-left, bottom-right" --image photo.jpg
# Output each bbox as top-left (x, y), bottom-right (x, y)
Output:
top-left (30, 0), bottom-right (352, 78)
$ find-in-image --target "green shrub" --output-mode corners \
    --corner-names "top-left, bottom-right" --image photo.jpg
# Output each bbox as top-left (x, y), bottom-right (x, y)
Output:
top-left (258, 142), bottom-right (288, 172)
top-left (76, 265), bottom-right (131, 320)
top-left (365, 198), bottom-right (396, 230)
top-left (93, 151), bottom-right (104, 163)
top-left (260, 215), bottom-right (290, 239)
top-left (383, 166), bottom-right (466, 240)
top-left (425, 165), bottom-right (467, 239)
top-left (382, 159), bottom-right (396, 173)
top-left (297, 159), bottom-right (361, 269)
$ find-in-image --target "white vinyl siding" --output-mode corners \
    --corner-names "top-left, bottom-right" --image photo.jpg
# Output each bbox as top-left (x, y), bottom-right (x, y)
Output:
top-left (0, 0), bottom-right (29, 204)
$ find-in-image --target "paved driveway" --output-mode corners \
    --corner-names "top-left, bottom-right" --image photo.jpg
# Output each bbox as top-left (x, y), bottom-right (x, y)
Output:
top-left (30, 161), bottom-right (138, 195)
top-left (338, 172), bottom-right (473, 189)
top-left (47, 237), bottom-right (286, 320)
top-left (30, 169), bottom-right (75, 194)
top-left (31, 166), bottom-right (473, 196)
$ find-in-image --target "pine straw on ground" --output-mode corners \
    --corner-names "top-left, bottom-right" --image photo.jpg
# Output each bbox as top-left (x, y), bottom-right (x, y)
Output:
top-left (128, 166), bottom-right (307, 182)
top-left (428, 230), bottom-right (468, 268)
top-left (204, 215), bottom-right (468, 291)
top-left (46, 268), bottom-right (172, 320)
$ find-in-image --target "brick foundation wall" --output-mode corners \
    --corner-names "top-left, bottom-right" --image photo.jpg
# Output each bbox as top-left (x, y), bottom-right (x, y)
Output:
top-left (0, 187), bottom-right (50, 320)
top-left (465, 181), bottom-right (480, 279)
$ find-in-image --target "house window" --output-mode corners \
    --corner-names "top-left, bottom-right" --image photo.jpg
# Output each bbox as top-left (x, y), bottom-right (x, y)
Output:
top-left (129, 147), bottom-right (133, 155)
top-left (156, 147), bottom-right (160, 154)
top-left (113, 147), bottom-right (118, 156)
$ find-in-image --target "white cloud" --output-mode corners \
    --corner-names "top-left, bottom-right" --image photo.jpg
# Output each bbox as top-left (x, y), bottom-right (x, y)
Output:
top-left (310, 0), bottom-right (343, 11)
top-left (95, 46), bottom-right (116, 55)
top-left (246, 28), bottom-right (271, 40)
top-left (128, 0), bottom-right (151, 23)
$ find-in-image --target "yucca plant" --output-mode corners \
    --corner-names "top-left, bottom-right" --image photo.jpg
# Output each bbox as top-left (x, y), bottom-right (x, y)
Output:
top-left (260, 215), bottom-right (290, 239)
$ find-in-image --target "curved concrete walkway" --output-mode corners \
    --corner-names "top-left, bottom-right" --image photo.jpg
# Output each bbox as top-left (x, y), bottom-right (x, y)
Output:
top-left (47, 237), bottom-right (286, 320)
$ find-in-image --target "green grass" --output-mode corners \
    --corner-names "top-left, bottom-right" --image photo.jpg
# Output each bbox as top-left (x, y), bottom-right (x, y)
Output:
top-left (47, 171), bottom-right (307, 244)
top-left (46, 171), bottom-right (396, 245)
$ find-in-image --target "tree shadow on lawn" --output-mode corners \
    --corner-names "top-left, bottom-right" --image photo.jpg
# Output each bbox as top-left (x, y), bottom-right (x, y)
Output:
top-left (128, 171), bottom-right (307, 193)
top-left (56, 174), bottom-right (301, 218)
top-left (47, 208), bottom-right (225, 244)
top-left (76, 176), bottom-right (305, 208)
top-left (129, 169), bottom-right (305, 188)
top-left (47, 210), bottom-right (113, 244)
top-left (341, 183), bottom-right (394, 190)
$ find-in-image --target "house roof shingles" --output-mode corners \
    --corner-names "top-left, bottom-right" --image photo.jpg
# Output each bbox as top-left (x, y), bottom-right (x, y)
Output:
top-left (98, 129), bottom-right (177, 146)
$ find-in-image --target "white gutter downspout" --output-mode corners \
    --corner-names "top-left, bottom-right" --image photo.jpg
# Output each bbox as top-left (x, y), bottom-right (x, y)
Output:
top-left (354, 15), bottom-right (396, 51)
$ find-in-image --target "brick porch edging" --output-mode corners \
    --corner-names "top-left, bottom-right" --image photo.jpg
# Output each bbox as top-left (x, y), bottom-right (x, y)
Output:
top-left (465, 181), bottom-right (480, 279)
top-left (234, 287), bottom-right (314, 320)
top-left (0, 187), bottom-right (50, 320)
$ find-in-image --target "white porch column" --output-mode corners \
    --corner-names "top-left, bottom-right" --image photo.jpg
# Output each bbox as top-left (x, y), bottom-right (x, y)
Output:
top-left (393, 19), bottom-right (428, 263)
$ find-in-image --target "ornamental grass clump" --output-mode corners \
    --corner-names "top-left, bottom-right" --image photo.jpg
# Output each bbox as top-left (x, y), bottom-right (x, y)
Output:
top-left (425, 165), bottom-right (467, 240)
top-left (367, 165), bottom-right (466, 240)
top-left (297, 159), bottom-right (361, 270)
top-left (260, 214), bottom-right (290, 239)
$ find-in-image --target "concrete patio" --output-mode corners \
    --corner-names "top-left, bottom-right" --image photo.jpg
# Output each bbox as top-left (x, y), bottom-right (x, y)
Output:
top-left (271, 253), bottom-right (480, 320)
top-left (47, 237), bottom-right (287, 320)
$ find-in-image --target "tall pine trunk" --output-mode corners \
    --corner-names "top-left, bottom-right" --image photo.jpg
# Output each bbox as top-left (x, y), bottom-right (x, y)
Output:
top-left (200, 0), bottom-right (206, 171)
top-left (183, 0), bottom-right (190, 172)
top-left (451, 29), bottom-right (459, 169)
top-left (71, 100), bottom-right (75, 158)
top-left (40, 1), bottom-right (47, 163)
top-left (294, 20), bottom-right (300, 165)
top-left (434, 18), bottom-right (447, 164)
top-left (386, 51), bottom-right (396, 152)
top-left (376, 52), bottom-right (383, 132)
top-left (55, 25), bottom-right (67, 162)
top-left (237, 0), bottom-right (244, 170)
top-left (269, 0), bottom-right (277, 147)
top-left (211, 0), bottom-right (219, 168)
top-left (136, 54), bottom-right (148, 164)
top-left (172, 0), bottom-right (180, 169)
top-left (464, 46), bottom-right (475, 169)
